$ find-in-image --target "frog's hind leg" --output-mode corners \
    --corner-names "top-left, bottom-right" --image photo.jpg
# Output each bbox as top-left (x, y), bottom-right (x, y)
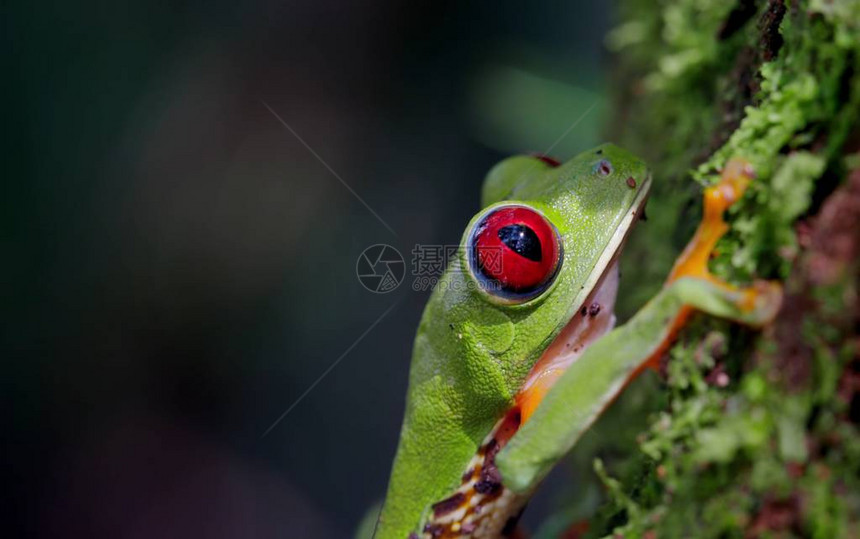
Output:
top-left (640, 158), bottom-right (782, 372)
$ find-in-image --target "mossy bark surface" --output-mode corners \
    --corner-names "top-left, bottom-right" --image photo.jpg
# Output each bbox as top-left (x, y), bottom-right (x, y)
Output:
top-left (548, 1), bottom-right (860, 538)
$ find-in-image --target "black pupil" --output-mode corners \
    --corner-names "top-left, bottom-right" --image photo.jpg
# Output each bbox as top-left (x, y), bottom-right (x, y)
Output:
top-left (498, 224), bottom-right (542, 262)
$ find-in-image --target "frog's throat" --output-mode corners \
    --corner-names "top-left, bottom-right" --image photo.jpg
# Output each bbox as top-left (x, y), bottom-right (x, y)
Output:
top-left (516, 261), bottom-right (620, 423)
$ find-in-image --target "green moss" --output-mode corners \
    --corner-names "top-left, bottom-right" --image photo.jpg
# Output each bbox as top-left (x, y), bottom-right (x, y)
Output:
top-left (565, 1), bottom-right (860, 537)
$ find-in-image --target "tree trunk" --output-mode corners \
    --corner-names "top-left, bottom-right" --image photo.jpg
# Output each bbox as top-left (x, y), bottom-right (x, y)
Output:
top-left (574, 1), bottom-right (860, 537)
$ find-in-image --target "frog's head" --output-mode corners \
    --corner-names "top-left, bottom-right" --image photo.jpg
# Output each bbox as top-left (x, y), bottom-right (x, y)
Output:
top-left (377, 144), bottom-right (650, 539)
top-left (458, 143), bottom-right (651, 384)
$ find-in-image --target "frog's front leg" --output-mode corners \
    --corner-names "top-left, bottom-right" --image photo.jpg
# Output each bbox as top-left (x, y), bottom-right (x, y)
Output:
top-left (497, 159), bottom-right (783, 493)
top-left (637, 158), bottom-right (782, 373)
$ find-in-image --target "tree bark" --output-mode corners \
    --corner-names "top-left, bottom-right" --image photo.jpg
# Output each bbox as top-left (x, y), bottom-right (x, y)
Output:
top-left (574, 1), bottom-right (860, 537)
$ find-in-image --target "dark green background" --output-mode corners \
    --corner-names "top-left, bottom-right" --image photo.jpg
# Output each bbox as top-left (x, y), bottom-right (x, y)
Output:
top-left (6, 2), bottom-right (616, 536)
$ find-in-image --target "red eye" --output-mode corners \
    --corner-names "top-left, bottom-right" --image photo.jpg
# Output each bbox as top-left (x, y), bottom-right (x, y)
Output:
top-left (468, 205), bottom-right (562, 302)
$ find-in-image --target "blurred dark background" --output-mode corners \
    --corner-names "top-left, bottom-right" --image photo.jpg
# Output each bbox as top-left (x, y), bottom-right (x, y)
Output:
top-left (6, 1), bottom-right (614, 537)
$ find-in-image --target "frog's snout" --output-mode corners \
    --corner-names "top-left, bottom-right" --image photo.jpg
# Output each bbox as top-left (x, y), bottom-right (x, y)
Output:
top-left (593, 143), bottom-right (649, 191)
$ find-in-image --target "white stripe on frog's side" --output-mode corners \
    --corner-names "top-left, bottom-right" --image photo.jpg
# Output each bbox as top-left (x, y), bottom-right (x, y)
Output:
top-left (420, 413), bottom-right (528, 538)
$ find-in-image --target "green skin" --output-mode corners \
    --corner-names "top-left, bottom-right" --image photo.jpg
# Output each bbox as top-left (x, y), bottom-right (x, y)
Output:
top-left (374, 144), bottom-right (774, 538)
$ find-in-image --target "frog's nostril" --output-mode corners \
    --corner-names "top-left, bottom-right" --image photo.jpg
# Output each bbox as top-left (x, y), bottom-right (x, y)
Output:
top-left (626, 177), bottom-right (637, 188)
top-left (596, 160), bottom-right (613, 176)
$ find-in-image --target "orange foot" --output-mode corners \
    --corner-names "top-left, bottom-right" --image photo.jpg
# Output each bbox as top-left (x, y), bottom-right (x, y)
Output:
top-left (642, 158), bottom-right (782, 372)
